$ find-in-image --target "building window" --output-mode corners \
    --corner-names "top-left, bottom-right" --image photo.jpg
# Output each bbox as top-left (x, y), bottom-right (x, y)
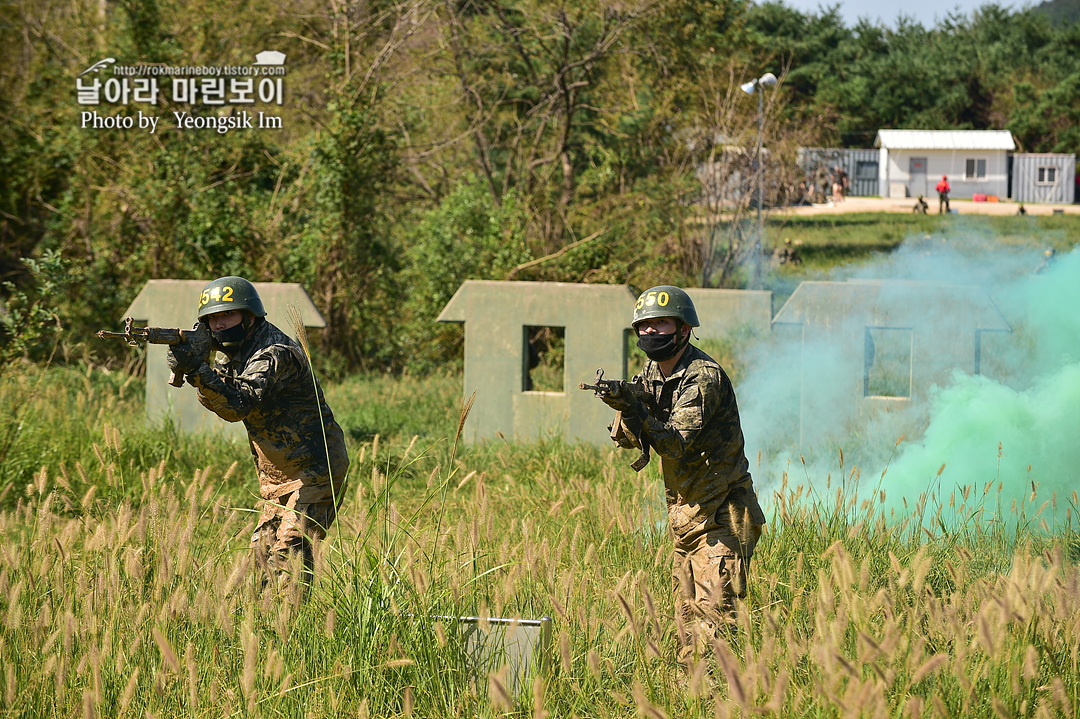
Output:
top-left (855, 160), bottom-right (877, 180)
top-left (864, 327), bottom-right (912, 398)
top-left (1036, 166), bottom-right (1058, 185)
top-left (965, 158), bottom-right (987, 180)
top-left (523, 326), bottom-right (565, 392)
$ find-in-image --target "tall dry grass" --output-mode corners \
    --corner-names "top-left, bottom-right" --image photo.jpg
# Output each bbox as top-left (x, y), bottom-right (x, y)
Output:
top-left (0, 366), bottom-right (1078, 717)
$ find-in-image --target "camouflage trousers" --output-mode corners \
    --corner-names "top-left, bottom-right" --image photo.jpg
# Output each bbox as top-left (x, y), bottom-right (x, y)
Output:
top-left (251, 490), bottom-right (340, 584)
top-left (672, 486), bottom-right (765, 652)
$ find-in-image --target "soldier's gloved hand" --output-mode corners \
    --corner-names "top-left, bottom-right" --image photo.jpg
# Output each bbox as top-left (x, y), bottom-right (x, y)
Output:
top-left (601, 384), bottom-right (641, 415)
top-left (167, 341), bottom-right (206, 376)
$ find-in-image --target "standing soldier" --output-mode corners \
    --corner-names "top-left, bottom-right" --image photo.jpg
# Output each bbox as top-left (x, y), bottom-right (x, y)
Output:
top-left (831, 165), bottom-right (845, 203)
top-left (936, 175), bottom-right (951, 214)
top-left (600, 286), bottom-right (766, 654)
top-left (166, 276), bottom-right (350, 587)
top-left (814, 165), bottom-right (829, 203)
top-left (1035, 248), bottom-right (1056, 274)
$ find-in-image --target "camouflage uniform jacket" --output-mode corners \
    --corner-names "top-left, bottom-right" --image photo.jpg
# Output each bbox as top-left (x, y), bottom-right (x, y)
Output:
top-left (188, 319), bottom-right (349, 508)
top-left (636, 344), bottom-right (754, 542)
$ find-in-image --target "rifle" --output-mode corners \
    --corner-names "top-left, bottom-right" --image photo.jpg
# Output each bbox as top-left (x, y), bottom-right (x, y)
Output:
top-left (578, 367), bottom-right (631, 397)
top-left (579, 368), bottom-right (652, 471)
top-left (97, 317), bottom-right (212, 388)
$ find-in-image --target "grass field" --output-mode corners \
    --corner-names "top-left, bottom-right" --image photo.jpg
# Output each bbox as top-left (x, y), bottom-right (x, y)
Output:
top-left (1, 213), bottom-right (1078, 716)
top-left (1, 355), bottom-right (1078, 718)
top-left (756, 211), bottom-right (1080, 314)
top-left (765, 212), bottom-right (1079, 271)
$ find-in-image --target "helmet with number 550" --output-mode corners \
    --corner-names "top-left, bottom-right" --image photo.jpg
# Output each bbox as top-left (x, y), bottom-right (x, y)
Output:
top-left (197, 276), bottom-right (267, 321)
top-left (632, 285), bottom-right (699, 328)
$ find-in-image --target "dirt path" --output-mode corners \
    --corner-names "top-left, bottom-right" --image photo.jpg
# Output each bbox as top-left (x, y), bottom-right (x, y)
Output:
top-left (777, 196), bottom-right (1080, 217)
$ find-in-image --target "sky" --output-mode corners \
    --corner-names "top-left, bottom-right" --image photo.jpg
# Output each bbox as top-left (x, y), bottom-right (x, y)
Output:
top-left (776, 0), bottom-right (1032, 27)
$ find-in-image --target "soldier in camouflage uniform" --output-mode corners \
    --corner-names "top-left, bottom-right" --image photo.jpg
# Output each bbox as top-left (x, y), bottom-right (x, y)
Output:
top-left (167, 276), bottom-right (349, 585)
top-left (602, 286), bottom-right (766, 650)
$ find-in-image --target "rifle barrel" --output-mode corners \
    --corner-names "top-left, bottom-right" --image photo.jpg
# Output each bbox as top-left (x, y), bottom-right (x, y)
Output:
top-left (96, 318), bottom-right (185, 346)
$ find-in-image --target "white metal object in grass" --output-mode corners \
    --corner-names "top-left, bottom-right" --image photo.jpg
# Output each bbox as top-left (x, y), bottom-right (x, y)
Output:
top-left (418, 614), bottom-right (552, 702)
top-left (462, 615), bottom-right (552, 701)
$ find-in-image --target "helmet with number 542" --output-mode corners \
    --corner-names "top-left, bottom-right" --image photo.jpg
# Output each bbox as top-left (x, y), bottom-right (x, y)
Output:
top-left (632, 285), bottom-right (699, 328)
top-left (197, 276), bottom-right (267, 321)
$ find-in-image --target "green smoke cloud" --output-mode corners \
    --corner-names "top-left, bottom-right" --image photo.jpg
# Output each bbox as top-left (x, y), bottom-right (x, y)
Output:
top-left (884, 248), bottom-right (1080, 529)
top-left (741, 229), bottom-right (1078, 532)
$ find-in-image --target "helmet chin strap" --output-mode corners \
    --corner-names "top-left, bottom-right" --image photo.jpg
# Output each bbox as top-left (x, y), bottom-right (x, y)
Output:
top-left (676, 321), bottom-right (692, 351)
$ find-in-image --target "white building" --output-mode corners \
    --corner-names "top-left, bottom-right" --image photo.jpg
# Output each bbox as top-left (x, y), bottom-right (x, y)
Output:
top-left (875, 130), bottom-right (1015, 201)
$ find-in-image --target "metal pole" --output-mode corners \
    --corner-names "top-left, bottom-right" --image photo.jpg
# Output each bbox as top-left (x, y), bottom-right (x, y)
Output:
top-left (756, 88), bottom-right (763, 225)
top-left (753, 86), bottom-right (763, 289)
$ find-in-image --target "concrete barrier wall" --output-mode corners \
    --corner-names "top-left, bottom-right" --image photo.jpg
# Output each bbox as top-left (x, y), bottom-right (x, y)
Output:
top-left (439, 281), bottom-right (772, 445)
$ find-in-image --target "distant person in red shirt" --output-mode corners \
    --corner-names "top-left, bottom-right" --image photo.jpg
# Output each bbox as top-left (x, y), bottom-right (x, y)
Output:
top-left (936, 175), bottom-right (950, 214)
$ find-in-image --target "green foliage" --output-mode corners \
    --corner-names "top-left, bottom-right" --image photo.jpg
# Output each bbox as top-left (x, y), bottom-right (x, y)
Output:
top-left (1032, 0), bottom-right (1080, 25)
top-left (117, 0), bottom-right (175, 60)
top-left (1011, 73), bottom-right (1080, 152)
top-left (0, 110), bottom-right (81, 293)
top-left (0, 250), bottom-right (68, 371)
top-left (288, 96), bottom-right (403, 370)
top-left (744, 3), bottom-right (1063, 146)
top-left (4, 0), bottom-right (1080, 375)
top-left (0, 363), bottom-right (248, 510)
top-left (398, 177), bottom-right (531, 372)
top-left (329, 369), bottom-right (461, 443)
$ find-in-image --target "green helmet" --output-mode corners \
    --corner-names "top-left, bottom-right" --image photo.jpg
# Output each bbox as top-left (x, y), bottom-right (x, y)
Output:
top-left (197, 276), bottom-right (266, 320)
top-left (632, 285), bottom-right (699, 328)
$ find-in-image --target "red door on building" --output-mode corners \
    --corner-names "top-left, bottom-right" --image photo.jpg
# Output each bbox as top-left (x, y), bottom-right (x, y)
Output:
top-left (909, 157), bottom-right (927, 198)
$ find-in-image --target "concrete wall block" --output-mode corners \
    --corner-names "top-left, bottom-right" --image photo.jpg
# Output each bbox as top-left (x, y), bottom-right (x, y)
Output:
top-left (441, 281), bottom-right (773, 445)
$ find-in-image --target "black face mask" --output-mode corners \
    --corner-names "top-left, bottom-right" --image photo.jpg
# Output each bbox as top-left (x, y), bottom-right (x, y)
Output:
top-left (213, 322), bottom-right (248, 356)
top-left (637, 332), bottom-right (680, 362)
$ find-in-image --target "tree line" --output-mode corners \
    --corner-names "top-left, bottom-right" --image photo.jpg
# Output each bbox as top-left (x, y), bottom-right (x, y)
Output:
top-left (1, 0), bottom-right (1077, 374)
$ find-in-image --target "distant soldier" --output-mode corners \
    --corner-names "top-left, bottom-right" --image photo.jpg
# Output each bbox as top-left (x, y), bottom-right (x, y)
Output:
top-left (1017, 204), bottom-right (1027, 216)
top-left (167, 276), bottom-right (350, 588)
top-left (831, 165), bottom-right (846, 203)
top-left (1035, 248), bottom-right (1056, 274)
top-left (913, 195), bottom-right (929, 214)
top-left (814, 165), bottom-right (829, 203)
top-left (601, 286), bottom-right (766, 655)
top-left (773, 238), bottom-right (802, 266)
top-left (936, 175), bottom-right (951, 214)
